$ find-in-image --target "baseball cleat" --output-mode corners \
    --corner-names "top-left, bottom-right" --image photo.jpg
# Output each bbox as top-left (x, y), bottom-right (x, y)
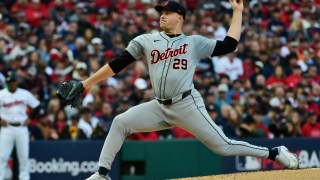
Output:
top-left (273, 146), bottom-right (299, 169)
top-left (85, 172), bottom-right (111, 180)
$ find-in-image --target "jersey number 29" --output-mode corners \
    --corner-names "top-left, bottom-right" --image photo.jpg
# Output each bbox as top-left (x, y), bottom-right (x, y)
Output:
top-left (173, 58), bottom-right (187, 70)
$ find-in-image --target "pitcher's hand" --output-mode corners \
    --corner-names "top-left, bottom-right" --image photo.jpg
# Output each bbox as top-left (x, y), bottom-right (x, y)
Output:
top-left (230, 0), bottom-right (244, 12)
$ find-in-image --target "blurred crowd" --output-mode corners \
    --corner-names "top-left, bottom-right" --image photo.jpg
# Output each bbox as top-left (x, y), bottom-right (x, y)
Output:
top-left (0, 0), bottom-right (319, 141)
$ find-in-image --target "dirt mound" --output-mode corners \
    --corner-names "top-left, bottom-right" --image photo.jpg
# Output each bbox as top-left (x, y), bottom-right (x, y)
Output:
top-left (177, 168), bottom-right (320, 180)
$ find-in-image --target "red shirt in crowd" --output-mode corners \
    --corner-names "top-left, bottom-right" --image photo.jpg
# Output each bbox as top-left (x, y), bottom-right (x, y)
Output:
top-left (285, 74), bottom-right (302, 89)
top-left (25, 2), bottom-right (49, 27)
top-left (301, 122), bottom-right (320, 138)
top-left (128, 132), bottom-right (158, 141)
top-left (241, 58), bottom-right (254, 79)
top-left (266, 76), bottom-right (286, 88)
top-left (115, 1), bottom-right (128, 14)
top-left (172, 127), bottom-right (194, 138)
top-left (310, 75), bottom-right (320, 85)
top-left (254, 122), bottom-right (270, 138)
top-left (10, 1), bottom-right (28, 14)
top-left (95, 0), bottom-right (112, 8)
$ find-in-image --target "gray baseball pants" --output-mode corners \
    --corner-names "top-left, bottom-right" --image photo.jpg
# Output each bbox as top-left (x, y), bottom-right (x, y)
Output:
top-left (98, 89), bottom-right (269, 170)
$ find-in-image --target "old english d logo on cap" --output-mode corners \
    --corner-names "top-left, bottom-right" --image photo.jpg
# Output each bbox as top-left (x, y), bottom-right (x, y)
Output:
top-left (155, 1), bottom-right (187, 19)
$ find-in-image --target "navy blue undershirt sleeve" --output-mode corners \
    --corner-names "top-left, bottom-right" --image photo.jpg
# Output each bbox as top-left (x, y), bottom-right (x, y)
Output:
top-left (212, 36), bottom-right (238, 56)
top-left (108, 50), bottom-right (136, 74)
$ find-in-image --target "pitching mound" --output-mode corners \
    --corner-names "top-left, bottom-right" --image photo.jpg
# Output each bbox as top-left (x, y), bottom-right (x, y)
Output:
top-left (177, 168), bottom-right (320, 180)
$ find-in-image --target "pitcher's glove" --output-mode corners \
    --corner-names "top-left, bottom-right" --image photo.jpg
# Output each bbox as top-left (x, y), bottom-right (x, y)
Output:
top-left (56, 80), bottom-right (84, 108)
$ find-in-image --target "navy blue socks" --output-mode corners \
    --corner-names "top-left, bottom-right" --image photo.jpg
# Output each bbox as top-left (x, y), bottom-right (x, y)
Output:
top-left (268, 149), bottom-right (278, 161)
top-left (98, 166), bottom-right (109, 176)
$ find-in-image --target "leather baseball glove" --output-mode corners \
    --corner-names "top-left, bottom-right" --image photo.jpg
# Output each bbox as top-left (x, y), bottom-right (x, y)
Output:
top-left (56, 80), bottom-right (84, 108)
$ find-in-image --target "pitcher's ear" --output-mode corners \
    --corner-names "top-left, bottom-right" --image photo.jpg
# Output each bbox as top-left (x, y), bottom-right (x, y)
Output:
top-left (179, 15), bottom-right (183, 21)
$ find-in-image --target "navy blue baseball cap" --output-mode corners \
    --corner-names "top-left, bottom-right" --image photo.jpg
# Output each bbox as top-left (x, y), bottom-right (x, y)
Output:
top-left (6, 71), bottom-right (18, 82)
top-left (155, 1), bottom-right (186, 19)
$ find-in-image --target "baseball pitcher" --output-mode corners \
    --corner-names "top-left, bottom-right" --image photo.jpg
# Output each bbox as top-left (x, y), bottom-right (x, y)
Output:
top-left (57, 1), bottom-right (299, 180)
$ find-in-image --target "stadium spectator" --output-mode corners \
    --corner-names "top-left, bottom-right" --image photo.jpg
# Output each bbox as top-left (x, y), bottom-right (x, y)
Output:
top-left (262, 54), bottom-right (280, 79)
top-left (59, 114), bottom-right (87, 140)
top-left (307, 64), bottom-right (320, 84)
top-left (72, 61), bottom-right (89, 81)
top-left (53, 109), bottom-right (67, 135)
top-left (128, 132), bottom-right (158, 141)
top-left (214, 83), bottom-right (229, 114)
top-left (206, 105), bottom-right (218, 124)
top-left (47, 98), bottom-right (61, 123)
top-left (249, 61), bottom-right (264, 87)
top-left (214, 52), bottom-right (243, 81)
top-left (140, 89), bottom-right (153, 103)
top-left (216, 104), bottom-right (239, 137)
top-left (257, 90), bottom-right (272, 116)
top-left (311, 83), bottom-right (320, 107)
top-left (240, 110), bottom-right (269, 138)
top-left (266, 65), bottom-right (286, 89)
top-left (25, 0), bottom-right (49, 27)
top-left (29, 111), bottom-right (58, 141)
top-left (91, 123), bottom-right (107, 140)
top-left (298, 49), bottom-right (315, 72)
top-left (226, 79), bottom-right (243, 104)
top-left (204, 90), bottom-right (215, 106)
top-left (293, 94), bottom-right (309, 122)
top-left (285, 64), bottom-right (302, 89)
top-left (82, 84), bottom-right (101, 108)
top-left (283, 52), bottom-right (299, 75)
top-left (301, 110), bottom-right (320, 138)
top-left (128, 78), bottom-right (148, 105)
top-left (286, 110), bottom-right (302, 137)
top-left (269, 86), bottom-right (291, 117)
top-left (115, 97), bottom-right (132, 115)
top-left (96, 102), bottom-right (114, 136)
top-left (78, 107), bottom-right (99, 139)
top-left (9, 36), bottom-right (35, 61)
top-left (254, 74), bottom-right (266, 90)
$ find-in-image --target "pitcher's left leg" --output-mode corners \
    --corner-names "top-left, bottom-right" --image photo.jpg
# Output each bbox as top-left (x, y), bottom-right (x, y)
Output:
top-left (172, 93), bottom-right (269, 158)
top-left (173, 94), bottom-right (298, 168)
top-left (180, 105), bottom-right (299, 168)
top-left (177, 105), bottom-right (269, 158)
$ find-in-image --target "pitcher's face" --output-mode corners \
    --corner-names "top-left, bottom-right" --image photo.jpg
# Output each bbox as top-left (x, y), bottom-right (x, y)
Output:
top-left (159, 10), bottom-right (182, 32)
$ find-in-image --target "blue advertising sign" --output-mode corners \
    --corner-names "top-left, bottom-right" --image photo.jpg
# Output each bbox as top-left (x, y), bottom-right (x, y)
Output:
top-left (222, 138), bottom-right (320, 173)
top-left (29, 141), bottom-right (119, 180)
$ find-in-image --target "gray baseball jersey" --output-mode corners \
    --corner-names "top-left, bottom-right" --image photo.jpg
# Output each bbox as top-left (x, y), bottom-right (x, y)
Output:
top-left (126, 32), bottom-right (216, 99)
top-left (97, 31), bottom-right (270, 170)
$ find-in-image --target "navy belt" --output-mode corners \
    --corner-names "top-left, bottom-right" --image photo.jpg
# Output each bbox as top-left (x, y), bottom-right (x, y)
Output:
top-left (157, 90), bottom-right (191, 105)
top-left (9, 122), bottom-right (22, 127)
